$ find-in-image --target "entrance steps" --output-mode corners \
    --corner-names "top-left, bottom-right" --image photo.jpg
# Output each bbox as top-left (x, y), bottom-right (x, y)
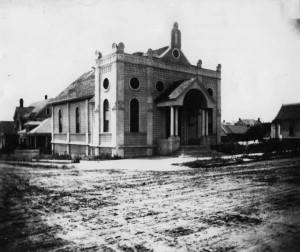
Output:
top-left (172, 145), bottom-right (219, 158)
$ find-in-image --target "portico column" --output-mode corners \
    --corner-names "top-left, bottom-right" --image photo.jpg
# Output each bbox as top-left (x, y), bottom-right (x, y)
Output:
top-left (51, 106), bottom-right (54, 152)
top-left (67, 102), bottom-right (70, 154)
top-left (175, 107), bottom-right (178, 136)
top-left (205, 110), bottom-right (209, 136)
top-left (277, 124), bottom-right (281, 139)
top-left (202, 110), bottom-right (205, 136)
top-left (34, 136), bottom-right (37, 149)
top-left (85, 99), bottom-right (89, 156)
top-left (170, 106), bottom-right (174, 136)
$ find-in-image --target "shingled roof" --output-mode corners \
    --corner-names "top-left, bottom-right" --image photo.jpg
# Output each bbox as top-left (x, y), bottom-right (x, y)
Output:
top-left (152, 46), bottom-right (169, 57)
top-left (29, 99), bottom-right (51, 115)
top-left (14, 107), bottom-right (34, 119)
top-left (51, 70), bottom-right (94, 104)
top-left (156, 79), bottom-right (187, 103)
top-left (28, 118), bottom-right (51, 135)
top-left (222, 125), bottom-right (248, 135)
top-left (275, 103), bottom-right (300, 120)
top-left (156, 77), bottom-right (216, 105)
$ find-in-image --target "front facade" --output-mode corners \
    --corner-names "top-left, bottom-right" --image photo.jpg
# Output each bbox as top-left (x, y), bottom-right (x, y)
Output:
top-left (51, 23), bottom-right (222, 157)
top-left (271, 103), bottom-right (300, 139)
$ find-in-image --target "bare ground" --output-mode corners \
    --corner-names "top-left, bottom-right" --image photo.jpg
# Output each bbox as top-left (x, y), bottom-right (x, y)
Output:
top-left (0, 157), bottom-right (300, 251)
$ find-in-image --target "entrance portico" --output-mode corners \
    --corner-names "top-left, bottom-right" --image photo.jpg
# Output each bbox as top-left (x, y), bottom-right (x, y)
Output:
top-left (156, 77), bottom-right (216, 154)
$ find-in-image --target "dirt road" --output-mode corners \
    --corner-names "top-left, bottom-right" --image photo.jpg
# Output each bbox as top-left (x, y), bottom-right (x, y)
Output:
top-left (0, 157), bottom-right (300, 251)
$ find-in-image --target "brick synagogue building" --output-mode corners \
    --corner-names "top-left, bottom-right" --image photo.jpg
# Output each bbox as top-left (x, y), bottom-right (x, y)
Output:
top-left (50, 22), bottom-right (222, 158)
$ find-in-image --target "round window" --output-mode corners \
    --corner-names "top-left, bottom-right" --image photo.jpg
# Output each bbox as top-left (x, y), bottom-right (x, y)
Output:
top-left (130, 77), bottom-right (140, 90)
top-left (207, 88), bottom-right (213, 97)
top-left (103, 78), bottom-right (109, 90)
top-left (155, 81), bottom-right (164, 92)
top-left (172, 48), bottom-right (180, 59)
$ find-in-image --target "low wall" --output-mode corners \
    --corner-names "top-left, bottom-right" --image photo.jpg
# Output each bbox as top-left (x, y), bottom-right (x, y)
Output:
top-left (14, 149), bottom-right (40, 159)
top-left (156, 136), bottom-right (180, 155)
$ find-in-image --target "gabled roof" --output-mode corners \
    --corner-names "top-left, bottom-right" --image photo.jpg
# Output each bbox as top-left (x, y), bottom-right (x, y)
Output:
top-left (152, 46), bottom-right (169, 57)
top-left (156, 79), bottom-right (187, 103)
top-left (50, 70), bottom-right (94, 105)
top-left (242, 119), bottom-right (257, 126)
top-left (24, 121), bottom-right (42, 126)
top-left (275, 103), bottom-right (300, 120)
top-left (14, 107), bottom-right (34, 119)
top-left (14, 98), bottom-right (52, 120)
top-left (0, 121), bottom-right (16, 135)
top-left (222, 124), bottom-right (248, 135)
top-left (28, 118), bottom-right (51, 135)
top-left (29, 99), bottom-right (51, 116)
top-left (156, 77), bottom-right (215, 108)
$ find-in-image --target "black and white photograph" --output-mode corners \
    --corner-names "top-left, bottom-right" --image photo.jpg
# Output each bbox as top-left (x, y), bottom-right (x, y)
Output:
top-left (0, 0), bottom-right (300, 251)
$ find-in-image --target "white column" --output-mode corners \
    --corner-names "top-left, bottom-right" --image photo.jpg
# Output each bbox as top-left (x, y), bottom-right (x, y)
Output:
top-left (85, 99), bottom-right (89, 155)
top-left (278, 124), bottom-right (281, 139)
top-left (205, 110), bottom-right (209, 136)
top-left (51, 106), bottom-right (54, 152)
top-left (175, 107), bottom-right (178, 136)
top-left (94, 53), bottom-right (101, 155)
top-left (202, 110), bottom-right (205, 136)
top-left (170, 106), bottom-right (174, 136)
top-left (67, 102), bottom-right (70, 154)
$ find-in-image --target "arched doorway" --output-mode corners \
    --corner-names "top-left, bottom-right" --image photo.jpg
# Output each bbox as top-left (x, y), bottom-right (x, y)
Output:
top-left (181, 89), bottom-right (208, 145)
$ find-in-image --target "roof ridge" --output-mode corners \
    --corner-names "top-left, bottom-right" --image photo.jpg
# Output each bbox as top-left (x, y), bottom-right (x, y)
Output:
top-left (282, 102), bottom-right (300, 106)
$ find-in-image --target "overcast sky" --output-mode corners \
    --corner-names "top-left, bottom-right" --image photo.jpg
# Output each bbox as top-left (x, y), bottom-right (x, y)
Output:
top-left (0, 0), bottom-right (299, 123)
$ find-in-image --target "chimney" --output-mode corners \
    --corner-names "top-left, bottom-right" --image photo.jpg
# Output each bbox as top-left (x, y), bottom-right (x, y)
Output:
top-left (258, 118), bottom-right (261, 123)
top-left (20, 98), bottom-right (23, 108)
top-left (45, 95), bottom-right (48, 100)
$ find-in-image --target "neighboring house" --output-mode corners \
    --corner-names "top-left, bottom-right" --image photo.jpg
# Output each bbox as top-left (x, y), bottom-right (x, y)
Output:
top-left (50, 22), bottom-right (222, 158)
top-left (235, 118), bottom-right (261, 128)
top-left (221, 124), bottom-right (248, 142)
top-left (0, 121), bottom-right (18, 152)
top-left (27, 118), bottom-right (52, 152)
top-left (271, 103), bottom-right (300, 139)
top-left (13, 96), bottom-right (52, 149)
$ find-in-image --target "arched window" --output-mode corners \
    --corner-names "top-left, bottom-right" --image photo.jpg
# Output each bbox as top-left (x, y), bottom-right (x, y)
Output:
top-left (58, 109), bottom-right (62, 133)
top-left (207, 88), bottom-right (213, 97)
top-left (130, 98), bottom-right (139, 132)
top-left (103, 100), bottom-right (110, 132)
top-left (75, 107), bottom-right (80, 133)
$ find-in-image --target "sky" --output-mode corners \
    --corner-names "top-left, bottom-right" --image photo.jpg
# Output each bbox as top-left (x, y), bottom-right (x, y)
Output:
top-left (0, 0), bottom-right (300, 123)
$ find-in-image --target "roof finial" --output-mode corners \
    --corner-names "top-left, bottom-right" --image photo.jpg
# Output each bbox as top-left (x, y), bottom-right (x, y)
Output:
top-left (171, 21), bottom-right (181, 49)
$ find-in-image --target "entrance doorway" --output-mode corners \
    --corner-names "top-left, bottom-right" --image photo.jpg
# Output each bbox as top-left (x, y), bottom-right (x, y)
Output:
top-left (180, 89), bottom-right (208, 145)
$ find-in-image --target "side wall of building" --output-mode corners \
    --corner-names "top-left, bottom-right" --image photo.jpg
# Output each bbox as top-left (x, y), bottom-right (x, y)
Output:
top-left (280, 119), bottom-right (300, 138)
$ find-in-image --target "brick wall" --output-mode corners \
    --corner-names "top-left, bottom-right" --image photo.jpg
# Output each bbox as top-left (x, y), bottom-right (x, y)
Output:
top-left (124, 147), bottom-right (147, 158)
top-left (124, 132), bottom-right (147, 145)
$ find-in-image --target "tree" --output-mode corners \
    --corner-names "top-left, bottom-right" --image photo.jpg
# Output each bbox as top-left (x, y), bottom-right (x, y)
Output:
top-left (246, 123), bottom-right (271, 141)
